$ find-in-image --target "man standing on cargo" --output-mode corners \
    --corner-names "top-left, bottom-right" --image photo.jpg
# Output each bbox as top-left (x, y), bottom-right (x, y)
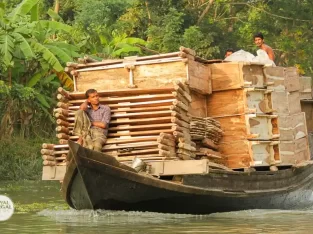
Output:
top-left (73, 89), bottom-right (111, 152)
top-left (254, 32), bottom-right (275, 61)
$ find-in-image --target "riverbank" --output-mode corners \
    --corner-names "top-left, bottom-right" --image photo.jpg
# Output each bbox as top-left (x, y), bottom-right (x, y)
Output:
top-left (0, 137), bottom-right (56, 180)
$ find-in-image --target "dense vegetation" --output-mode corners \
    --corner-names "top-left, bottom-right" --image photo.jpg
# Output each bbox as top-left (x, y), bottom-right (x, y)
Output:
top-left (1, 0), bottom-right (313, 179)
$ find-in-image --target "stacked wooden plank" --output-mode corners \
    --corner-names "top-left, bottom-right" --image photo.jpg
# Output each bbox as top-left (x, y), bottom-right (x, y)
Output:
top-left (49, 81), bottom-right (196, 162)
top-left (264, 67), bottom-right (310, 165)
top-left (208, 62), bottom-right (282, 168)
top-left (189, 116), bottom-right (224, 164)
top-left (65, 47), bottom-right (212, 95)
top-left (40, 144), bottom-right (68, 166)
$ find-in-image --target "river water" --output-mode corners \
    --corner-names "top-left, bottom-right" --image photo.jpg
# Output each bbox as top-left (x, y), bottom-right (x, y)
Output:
top-left (1, 181), bottom-right (313, 234)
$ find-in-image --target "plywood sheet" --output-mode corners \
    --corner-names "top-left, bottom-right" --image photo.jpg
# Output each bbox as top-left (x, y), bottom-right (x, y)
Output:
top-left (77, 68), bottom-right (129, 91)
top-left (207, 88), bottom-right (272, 117)
top-left (279, 137), bottom-right (310, 165)
top-left (301, 102), bottom-right (313, 132)
top-left (42, 165), bottom-right (66, 180)
top-left (147, 159), bottom-right (209, 176)
top-left (264, 67), bottom-right (300, 92)
top-left (189, 91), bottom-right (207, 117)
top-left (133, 61), bottom-right (187, 88)
top-left (188, 60), bottom-right (212, 94)
top-left (210, 62), bottom-right (265, 91)
top-left (219, 140), bottom-right (280, 169)
top-left (278, 112), bottom-right (307, 140)
top-left (215, 114), bottom-right (279, 141)
top-left (271, 91), bottom-right (301, 115)
top-left (299, 76), bottom-right (312, 99)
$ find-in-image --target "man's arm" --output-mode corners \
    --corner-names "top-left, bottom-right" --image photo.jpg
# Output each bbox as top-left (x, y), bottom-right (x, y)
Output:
top-left (266, 46), bottom-right (275, 61)
top-left (91, 121), bottom-right (107, 129)
top-left (80, 100), bottom-right (89, 111)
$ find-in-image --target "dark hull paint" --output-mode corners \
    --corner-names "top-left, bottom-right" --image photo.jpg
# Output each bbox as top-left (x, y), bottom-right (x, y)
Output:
top-left (62, 141), bottom-right (313, 214)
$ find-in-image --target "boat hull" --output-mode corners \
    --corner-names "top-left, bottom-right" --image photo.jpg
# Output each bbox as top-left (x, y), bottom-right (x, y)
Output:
top-left (62, 141), bottom-right (313, 214)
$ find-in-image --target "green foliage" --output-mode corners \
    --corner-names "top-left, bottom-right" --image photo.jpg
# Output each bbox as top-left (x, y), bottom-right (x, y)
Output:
top-left (0, 137), bottom-right (57, 180)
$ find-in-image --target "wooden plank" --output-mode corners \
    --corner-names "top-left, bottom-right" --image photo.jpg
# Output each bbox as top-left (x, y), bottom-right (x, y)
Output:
top-left (279, 137), bottom-right (310, 165)
top-left (110, 117), bottom-right (172, 125)
top-left (109, 123), bottom-right (174, 131)
top-left (207, 88), bottom-right (272, 117)
top-left (106, 136), bottom-right (158, 144)
top-left (111, 110), bottom-right (172, 118)
top-left (108, 129), bottom-right (173, 137)
top-left (70, 87), bottom-right (175, 99)
top-left (103, 141), bottom-right (158, 150)
top-left (147, 159), bottom-right (209, 176)
top-left (189, 91), bottom-right (207, 117)
top-left (278, 112), bottom-right (307, 141)
top-left (299, 76), bottom-right (312, 99)
top-left (272, 90), bottom-right (301, 115)
top-left (214, 114), bottom-right (279, 141)
top-left (69, 94), bottom-right (174, 104)
top-left (264, 66), bottom-right (300, 92)
top-left (42, 165), bottom-right (66, 181)
top-left (219, 140), bottom-right (280, 169)
top-left (210, 62), bottom-right (265, 91)
top-left (187, 60), bottom-right (212, 94)
top-left (301, 102), bottom-right (313, 132)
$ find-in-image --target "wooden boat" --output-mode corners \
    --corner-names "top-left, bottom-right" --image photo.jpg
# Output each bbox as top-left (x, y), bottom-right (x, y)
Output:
top-left (62, 140), bottom-right (313, 214)
top-left (42, 48), bottom-right (313, 214)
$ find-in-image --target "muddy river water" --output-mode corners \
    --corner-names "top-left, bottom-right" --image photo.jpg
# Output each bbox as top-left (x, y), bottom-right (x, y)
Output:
top-left (1, 181), bottom-right (313, 234)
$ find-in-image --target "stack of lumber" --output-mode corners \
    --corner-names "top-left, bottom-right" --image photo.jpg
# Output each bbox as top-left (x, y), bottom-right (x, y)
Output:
top-left (206, 63), bottom-right (310, 168)
top-left (190, 116), bottom-right (223, 144)
top-left (264, 67), bottom-right (310, 165)
top-left (41, 144), bottom-right (68, 166)
top-left (50, 81), bottom-right (194, 163)
top-left (189, 117), bottom-right (224, 164)
top-left (65, 47), bottom-right (213, 95)
top-left (208, 62), bottom-right (281, 168)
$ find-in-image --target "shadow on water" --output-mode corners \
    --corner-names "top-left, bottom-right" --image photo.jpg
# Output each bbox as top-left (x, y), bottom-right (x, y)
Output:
top-left (1, 181), bottom-right (313, 233)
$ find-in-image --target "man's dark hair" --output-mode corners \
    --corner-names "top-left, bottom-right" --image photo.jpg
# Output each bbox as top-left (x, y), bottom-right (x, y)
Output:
top-left (254, 32), bottom-right (264, 40)
top-left (85, 89), bottom-right (97, 98)
top-left (226, 48), bottom-right (234, 53)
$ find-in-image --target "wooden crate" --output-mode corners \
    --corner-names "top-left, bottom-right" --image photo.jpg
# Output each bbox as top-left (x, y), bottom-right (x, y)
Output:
top-left (207, 88), bottom-right (273, 117)
top-left (279, 137), bottom-right (310, 165)
top-left (263, 67), bottom-right (300, 92)
top-left (210, 62), bottom-right (266, 91)
top-left (299, 76), bottom-right (312, 99)
top-left (271, 90), bottom-right (301, 115)
top-left (215, 114), bottom-right (279, 141)
top-left (218, 140), bottom-right (280, 169)
top-left (75, 57), bottom-right (212, 94)
top-left (278, 112), bottom-right (307, 141)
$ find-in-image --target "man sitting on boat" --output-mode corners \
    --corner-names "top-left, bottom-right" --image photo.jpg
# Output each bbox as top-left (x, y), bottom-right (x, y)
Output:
top-left (73, 89), bottom-right (111, 152)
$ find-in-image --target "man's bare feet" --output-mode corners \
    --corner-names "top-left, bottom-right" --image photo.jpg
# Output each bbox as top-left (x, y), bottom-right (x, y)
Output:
top-left (77, 136), bottom-right (83, 145)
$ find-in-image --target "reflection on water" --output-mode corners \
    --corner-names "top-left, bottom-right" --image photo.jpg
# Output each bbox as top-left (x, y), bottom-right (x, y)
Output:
top-left (1, 181), bottom-right (313, 233)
